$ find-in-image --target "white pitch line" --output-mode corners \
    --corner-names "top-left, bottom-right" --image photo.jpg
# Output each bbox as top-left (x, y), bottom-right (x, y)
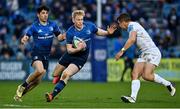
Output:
top-left (3, 104), bottom-right (30, 108)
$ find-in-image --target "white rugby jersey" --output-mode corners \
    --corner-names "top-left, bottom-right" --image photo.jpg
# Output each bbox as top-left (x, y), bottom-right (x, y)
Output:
top-left (127, 22), bottom-right (157, 52)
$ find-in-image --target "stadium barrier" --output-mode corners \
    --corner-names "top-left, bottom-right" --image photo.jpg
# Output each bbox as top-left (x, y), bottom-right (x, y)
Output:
top-left (1, 58), bottom-right (180, 81)
top-left (0, 60), bottom-right (28, 80)
top-left (47, 61), bottom-right (92, 81)
top-left (0, 60), bottom-right (92, 81)
top-left (107, 58), bottom-right (180, 82)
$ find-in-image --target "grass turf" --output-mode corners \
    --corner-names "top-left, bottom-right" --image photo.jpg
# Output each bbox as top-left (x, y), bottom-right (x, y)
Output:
top-left (0, 81), bottom-right (179, 108)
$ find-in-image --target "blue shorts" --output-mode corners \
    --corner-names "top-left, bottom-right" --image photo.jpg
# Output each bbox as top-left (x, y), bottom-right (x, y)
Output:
top-left (58, 52), bottom-right (88, 70)
top-left (31, 52), bottom-right (49, 70)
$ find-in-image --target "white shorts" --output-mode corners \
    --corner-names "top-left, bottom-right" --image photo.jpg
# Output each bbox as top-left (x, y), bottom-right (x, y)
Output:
top-left (137, 48), bottom-right (161, 66)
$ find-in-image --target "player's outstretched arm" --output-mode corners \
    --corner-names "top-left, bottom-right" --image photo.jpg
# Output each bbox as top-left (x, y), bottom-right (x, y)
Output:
top-left (57, 33), bottom-right (66, 41)
top-left (96, 24), bottom-right (117, 36)
top-left (122, 31), bottom-right (136, 50)
top-left (21, 35), bottom-right (29, 45)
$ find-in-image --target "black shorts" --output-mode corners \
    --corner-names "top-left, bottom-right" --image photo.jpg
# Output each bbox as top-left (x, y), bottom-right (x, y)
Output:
top-left (58, 52), bottom-right (88, 70)
top-left (31, 53), bottom-right (49, 70)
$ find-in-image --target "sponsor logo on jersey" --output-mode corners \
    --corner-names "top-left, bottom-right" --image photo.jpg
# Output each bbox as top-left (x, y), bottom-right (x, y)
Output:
top-left (49, 27), bottom-right (53, 31)
top-left (38, 35), bottom-right (54, 39)
top-left (86, 30), bottom-right (91, 34)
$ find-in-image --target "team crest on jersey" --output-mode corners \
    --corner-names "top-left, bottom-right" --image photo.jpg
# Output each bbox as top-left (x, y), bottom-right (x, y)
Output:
top-left (86, 30), bottom-right (91, 34)
top-left (49, 26), bottom-right (53, 31)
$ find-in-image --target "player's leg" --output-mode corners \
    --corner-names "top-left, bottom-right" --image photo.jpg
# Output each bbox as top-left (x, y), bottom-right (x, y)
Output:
top-left (46, 64), bottom-right (79, 102)
top-left (52, 63), bottom-right (66, 84)
top-left (22, 72), bottom-right (45, 96)
top-left (121, 58), bottom-right (134, 82)
top-left (16, 60), bottom-right (46, 98)
top-left (121, 62), bottom-right (145, 103)
top-left (142, 62), bottom-right (176, 96)
top-left (23, 59), bottom-right (48, 96)
top-left (141, 62), bottom-right (155, 81)
top-left (121, 62), bottom-right (128, 82)
top-left (52, 53), bottom-right (68, 84)
top-left (14, 60), bottom-right (46, 101)
top-left (15, 73), bottom-right (45, 102)
top-left (129, 58), bottom-right (134, 72)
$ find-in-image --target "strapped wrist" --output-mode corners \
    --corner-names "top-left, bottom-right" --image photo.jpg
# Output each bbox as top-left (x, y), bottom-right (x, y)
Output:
top-left (121, 47), bottom-right (126, 52)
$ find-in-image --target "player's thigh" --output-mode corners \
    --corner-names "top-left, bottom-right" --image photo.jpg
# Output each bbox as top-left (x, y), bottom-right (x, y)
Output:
top-left (32, 60), bottom-right (46, 74)
top-left (53, 63), bottom-right (66, 76)
top-left (61, 63), bottom-right (79, 78)
top-left (131, 62), bottom-right (145, 79)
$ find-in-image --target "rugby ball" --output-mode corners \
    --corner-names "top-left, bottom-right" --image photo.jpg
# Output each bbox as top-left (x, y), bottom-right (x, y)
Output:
top-left (73, 37), bottom-right (83, 48)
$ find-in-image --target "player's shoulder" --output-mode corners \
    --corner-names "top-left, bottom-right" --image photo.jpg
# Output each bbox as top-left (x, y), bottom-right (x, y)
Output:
top-left (129, 21), bottom-right (140, 27)
top-left (128, 22), bottom-right (141, 31)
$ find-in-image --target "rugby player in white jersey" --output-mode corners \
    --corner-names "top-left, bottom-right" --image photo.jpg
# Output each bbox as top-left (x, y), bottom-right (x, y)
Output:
top-left (115, 13), bottom-right (176, 103)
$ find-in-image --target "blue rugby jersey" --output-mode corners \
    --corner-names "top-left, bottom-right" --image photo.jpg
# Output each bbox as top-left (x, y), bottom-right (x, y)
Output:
top-left (66, 21), bottom-right (98, 55)
top-left (26, 20), bottom-right (61, 55)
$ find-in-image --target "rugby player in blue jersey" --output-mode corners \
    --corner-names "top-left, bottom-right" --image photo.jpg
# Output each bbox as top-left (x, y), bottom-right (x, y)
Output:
top-left (45, 10), bottom-right (117, 102)
top-left (14, 5), bottom-right (65, 102)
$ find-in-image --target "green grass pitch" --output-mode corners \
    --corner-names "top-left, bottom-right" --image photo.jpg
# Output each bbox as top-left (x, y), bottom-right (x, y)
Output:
top-left (0, 81), bottom-right (179, 108)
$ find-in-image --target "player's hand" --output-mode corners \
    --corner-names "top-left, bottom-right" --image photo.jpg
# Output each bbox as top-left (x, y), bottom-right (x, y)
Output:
top-left (62, 33), bottom-right (66, 40)
top-left (77, 41), bottom-right (86, 51)
top-left (21, 36), bottom-right (29, 45)
top-left (115, 51), bottom-right (124, 61)
top-left (107, 22), bottom-right (117, 35)
top-left (58, 33), bottom-right (66, 41)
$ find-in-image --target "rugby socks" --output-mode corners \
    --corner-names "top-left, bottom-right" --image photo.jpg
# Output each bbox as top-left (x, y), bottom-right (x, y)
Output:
top-left (22, 81), bottom-right (29, 88)
top-left (130, 80), bottom-right (140, 100)
top-left (52, 80), bottom-right (66, 98)
top-left (52, 76), bottom-right (60, 84)
top-left (154, 74), bottom-right (171, 86)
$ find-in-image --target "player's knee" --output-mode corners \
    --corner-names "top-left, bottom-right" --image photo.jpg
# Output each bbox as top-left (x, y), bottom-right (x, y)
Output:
top-left (142, 74), bottom-right (147, 80)
top-left (142, 73), bottom-right (152, 81)
top-left (37, 69), bottom-right (46, 75)
top-left (131, 72), bottom-right (138, 80)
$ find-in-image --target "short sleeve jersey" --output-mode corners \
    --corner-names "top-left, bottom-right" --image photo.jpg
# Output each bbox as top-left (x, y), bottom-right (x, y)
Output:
top-left (26, 20), bottom-right (61, 55)
top-left (127, 22), bottom-right (157, 52)
top-left (66, 21), bottom-right (98, 56)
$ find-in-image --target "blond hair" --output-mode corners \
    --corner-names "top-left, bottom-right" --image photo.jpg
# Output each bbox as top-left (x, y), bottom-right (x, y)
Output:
top-left (72, 10), bottom-right (85, 19)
